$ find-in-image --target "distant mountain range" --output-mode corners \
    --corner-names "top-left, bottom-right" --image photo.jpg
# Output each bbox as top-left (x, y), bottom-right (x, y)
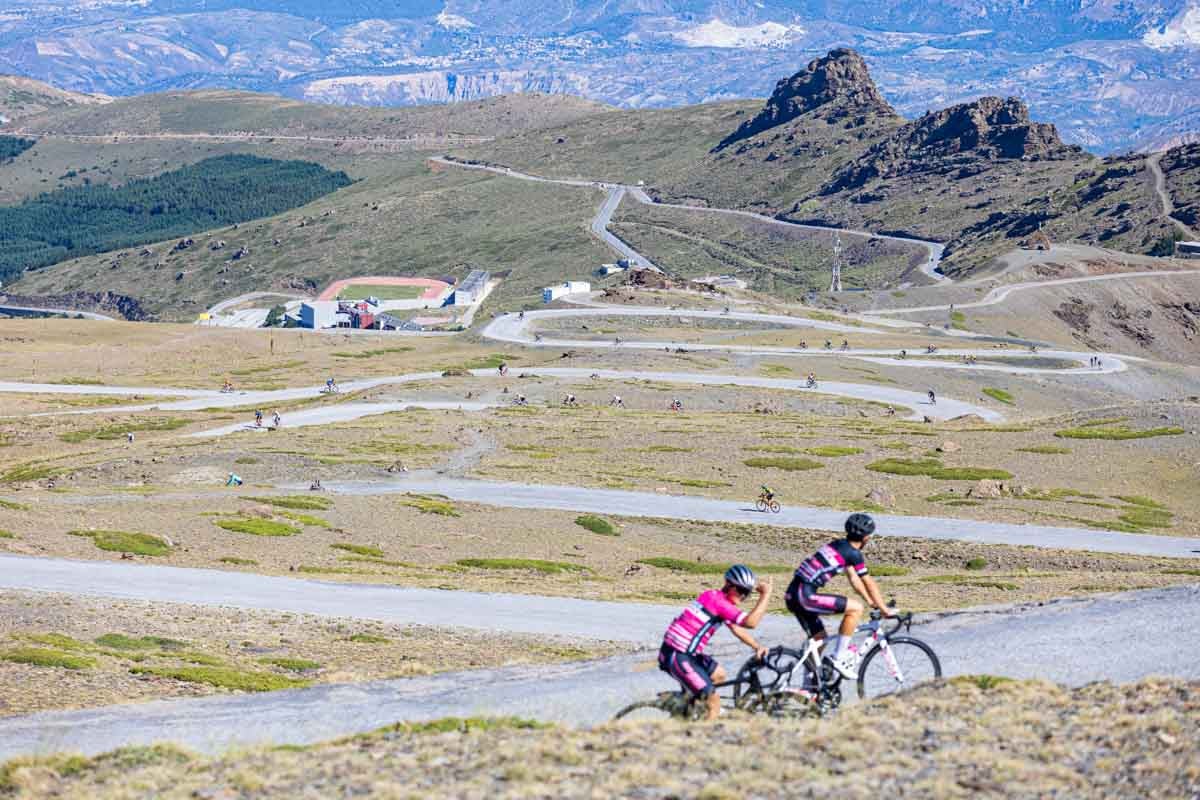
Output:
top-left (2, 1), bottom-right (1200, 153)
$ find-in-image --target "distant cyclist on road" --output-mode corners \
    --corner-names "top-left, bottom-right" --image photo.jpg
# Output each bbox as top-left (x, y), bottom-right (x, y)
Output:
top-left (927, 389), bottom-right (937, 405)
top-left (659, 565), bottom-right (773, 721)
top-left (806, 372), bottom-right (817, 389)
top-left (784, 514), bottom-right (894, 680)
top-left (254, 409), bottom-right (263, 428)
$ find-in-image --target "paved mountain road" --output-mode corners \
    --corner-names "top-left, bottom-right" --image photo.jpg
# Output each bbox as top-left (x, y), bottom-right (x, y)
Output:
top-left (327, 477), bottom-right (1200, 559)
top-left (0, 556), bottom-right (1193, 759)
top-left (432, 157), bottom-right (946, 284)
top-left (1147, 151), bottom-right (1196, 240)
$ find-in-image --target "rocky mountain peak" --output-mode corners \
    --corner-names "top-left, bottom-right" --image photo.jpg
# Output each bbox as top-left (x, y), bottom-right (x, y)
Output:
top-left (824, 95), bottom-right (1081, 192)
top-left (714, 48), bottom-right (896, 152)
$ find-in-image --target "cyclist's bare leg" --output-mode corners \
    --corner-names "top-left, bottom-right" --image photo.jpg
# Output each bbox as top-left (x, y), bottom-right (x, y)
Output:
top-left (839, 597), bottom-right (864, 637)
top-left (705, 665), bottom-right (727, 721)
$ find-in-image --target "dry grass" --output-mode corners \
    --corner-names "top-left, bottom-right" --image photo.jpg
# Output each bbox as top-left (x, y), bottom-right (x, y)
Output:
top-left (6, 678), bottom-right (1195, 798)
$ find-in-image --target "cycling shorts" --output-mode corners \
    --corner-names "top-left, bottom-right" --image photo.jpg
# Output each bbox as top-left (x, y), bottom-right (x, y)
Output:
top-left (658, 644), bottom-right (717, 697)
top-left (785, 576), bottom-right (848, 638)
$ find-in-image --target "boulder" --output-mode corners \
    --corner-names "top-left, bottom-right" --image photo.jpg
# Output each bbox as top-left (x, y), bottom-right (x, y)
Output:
top-left (866, 487), bottom-right (896, 508)
top-left (969, 479), bottom-right (1004, 499)
top-left (937, 440), bottom-right (962, 454)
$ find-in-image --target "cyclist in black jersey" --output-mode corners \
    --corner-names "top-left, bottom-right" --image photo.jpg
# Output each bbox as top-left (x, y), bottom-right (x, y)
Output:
top-left (784, 513), bottom-right (894, 679)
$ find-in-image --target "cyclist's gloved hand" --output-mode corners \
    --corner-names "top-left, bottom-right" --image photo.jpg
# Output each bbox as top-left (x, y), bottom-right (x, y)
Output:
top-left (878, 606), bottom-right (898, 618)
top-left (754, 646), bottom-right (769, 662)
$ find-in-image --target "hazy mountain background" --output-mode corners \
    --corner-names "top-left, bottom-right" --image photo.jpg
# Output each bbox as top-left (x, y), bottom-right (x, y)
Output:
top-left (2, 0), bottom-right (1199, 152)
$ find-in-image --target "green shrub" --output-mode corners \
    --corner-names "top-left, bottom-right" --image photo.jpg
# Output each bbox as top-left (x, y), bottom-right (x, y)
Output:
top-left (347, 633), bottom-right (390, 644)
top-left (953, 674), bottom-right (1012, 691)
top-left (1, 463), bottom-right (71, 484)
top-left (455, 558), bottom-right (588, 574)
top-left (215, 518), bottom-right (300, 537)
top-left (804, 446), bottom-right (864, 457)
top-left (259, 656), bottom-right (321, 672)
top-left (22, 633), bottom-right (87, 650)
top-left (400, 493), bottom-right (460, 517)
top-left (1117, 507), bottom-right (1174, 529)
top-left (240, 495), bottom-right (332, 511)
top-left (1113, 495), bottom-right (1167, 509)
top-left (636, 558), bottom-right (791, 575)
top-left (575, 515), bottom-right (617, 536)
top-left (0, 530), bottom-right (14, 539)
top-left (0, 499), bottom-right (28, 511)
top-left (641, 445), bottom-right (693, 453)
top-left (870, 565), bottom-right (910, 577)
top-left (130, 665), bottom-right (309, 692)
top-left (331, 543), bottom-right (384, 558)
top-left (982, 388), bottom-right (1015, 405)
top-left (60, 418), bottom-right (189, 443)
top-left (280, 512), bottom-right (332, 529)
top-left (2, 647), bottom-right (94, 670)
top-left (1054, 426), bottom-right (1185, 441)
top-left (235, 457), bottom-right (260, 465)
top-left (743, 456), bottom-right (824, 472)
top-left (1017, 445), bottom-right (1071, 455)
top-left (69, 530), bottom-right (171, 556)
top-left (965, 558), bottom-right (987, 571)
top-left (866, 458), bottom-right (1012, 481)
top-left (218, 556), bottom-right (258, 566)
top-left (94, 634), bottom-right (185, 651)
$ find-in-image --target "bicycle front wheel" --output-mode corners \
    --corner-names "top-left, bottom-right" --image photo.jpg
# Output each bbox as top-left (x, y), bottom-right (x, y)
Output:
top-left (613, 693), bottom-right (701, 722)
top-left (857, 636), bottom-right (941, 700)
top-left (768, 500), bottom-right (781, 514)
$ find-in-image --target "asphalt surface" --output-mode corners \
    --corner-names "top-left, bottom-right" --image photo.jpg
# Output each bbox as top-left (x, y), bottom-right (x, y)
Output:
top-left (328, 476), bottom-right (1200, 559)
top-left (0, 305), bottom-right (115, 321)
top-left (0, 558), bottom-right (1193, 759)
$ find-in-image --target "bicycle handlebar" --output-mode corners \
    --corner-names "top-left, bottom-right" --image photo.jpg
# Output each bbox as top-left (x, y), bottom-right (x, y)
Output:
top-left (864, 611), bottom-right (912, 636)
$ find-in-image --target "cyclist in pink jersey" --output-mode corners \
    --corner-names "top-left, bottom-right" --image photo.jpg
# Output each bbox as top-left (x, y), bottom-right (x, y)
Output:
top-left (659, 564), bottom-right (773, 721)
top-left (785, 513), bottom-right (894, 679)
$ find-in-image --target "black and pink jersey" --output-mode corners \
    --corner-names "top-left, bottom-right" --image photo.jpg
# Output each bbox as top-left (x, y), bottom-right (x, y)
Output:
top-left (795, 538), bottom-right (868, 588)
top-left (662, 589), bottom-right (748, 655)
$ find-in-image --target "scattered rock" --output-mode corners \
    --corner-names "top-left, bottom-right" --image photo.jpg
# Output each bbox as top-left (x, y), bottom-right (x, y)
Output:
top-left (937, 441), bottom-right (961, 454)
top-left (969, 479), bottom-right (1004, 499)
top-left (866, 487), bottom-right (896, 508)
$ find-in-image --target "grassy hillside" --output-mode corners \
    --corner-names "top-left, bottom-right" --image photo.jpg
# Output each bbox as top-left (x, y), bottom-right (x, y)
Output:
top-left (10, 154), bottom-right (611, 319)
top-left (610, 197), bottom-right (927, 296)
top-left (0, 75), bottom-right (107, 124)
top-left (9, 89), bottom-right (608, 140)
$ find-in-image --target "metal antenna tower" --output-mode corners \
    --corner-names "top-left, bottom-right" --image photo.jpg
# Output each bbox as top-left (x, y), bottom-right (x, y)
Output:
top-left (830, 232), bottom-right (843, 293)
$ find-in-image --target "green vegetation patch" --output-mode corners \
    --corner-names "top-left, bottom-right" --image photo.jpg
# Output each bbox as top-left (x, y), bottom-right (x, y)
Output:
top-left (1017, 445), bottom-right (1071, 455)
top-left (870, 565), bottom-right (910, 577)
top-left (400, 493), bottom-right (460, 517)
top-left (21, 633), bottom-right (86, 650)
top-left (965, 558), bottom-right (988, 571)
top-left (866, 458), bottom-right (1012, 481)
top-left (352, 717), bottom-right (549, 742)
top-left (60, 418), bottom-right (189, 443)
top-left (346, 633), bottom-right (390, 644)
top-left (331, 542), bottom-right (384, 558)
top-left (241, 495), bottom-right (332, 511)
top-left (920, 575), bottom-right (1019, 590)
top-left (94, 634), bottom-right (186, 651)
top-left (575, 515), bottom-right (617, 536)
top-left (743, 445), bottom-right (804, 454)
top-left (1117, 506), bottom-right (1174, 530)
top-left (218, 556), bottom-right (258, 566)
top-left (0, 135), bottom-right (34, 163)
top-left (258, 656), bottom-right (321, 673)
top-left (953, 674), bottom-right (1013, 691)
top-left (280, 511), bottom-right (332, 529)
top-left (337, 284), bottom-right (425, 301)
top-left (214, 518), bottom-right (301, 537)
top-left (1113, 496), bottom-right (1167, 510)
top-left (637, 557), bottom-right (791, 575)
top-left (0, 499), bottom-right (29, 511)
top-left (0, 530), bottom-right (14, 539)
top-left (982, 388), bottom-right (1015, 405)
top-left (1054, 426), bottom-right (1185, 441)
top-left (0, 463), bottom-right (71, 484)
top-left (69, 529), bottom-right (171, 556)
top-left (332, 346), bottom-right (415, 359)
top-left (130, 665), bottom-right (309, 692)
top-left (805, 446), bottom-right (864, 457)
top-left (0, 154), bottom-right (352, 284)
top-left (743, 456), bottom-right (824, 472)
top-left (455, 558), bottom-right (589, 574)
top-left (2, 647), bottom-right (95, 670)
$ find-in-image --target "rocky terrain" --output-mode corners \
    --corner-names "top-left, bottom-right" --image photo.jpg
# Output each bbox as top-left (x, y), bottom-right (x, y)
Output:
top-left (4, 677), bottom-right (1195, 798)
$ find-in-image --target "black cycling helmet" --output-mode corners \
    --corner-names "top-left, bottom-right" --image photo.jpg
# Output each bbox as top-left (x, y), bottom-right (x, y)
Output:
top-left (845, 513), bottom-right (876, 541)
top-left (723, 564), bottom-right (757, 594)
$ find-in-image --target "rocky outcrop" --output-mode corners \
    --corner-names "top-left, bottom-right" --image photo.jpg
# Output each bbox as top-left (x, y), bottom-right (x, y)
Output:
top-left (0, 291), bottom-right (152, 320)
top-left (823, 96), bottom-right (1081, 193)
top-left (714, 48), bottom-right (896, 152)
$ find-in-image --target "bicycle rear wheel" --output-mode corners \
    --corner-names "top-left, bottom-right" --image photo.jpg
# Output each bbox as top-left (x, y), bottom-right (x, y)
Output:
top-left (857, 637), bottom-right (941, 700)
top-left (755, 498), bottom-right (768, 512)
top-left (744, 689), bottom-right (816, 719)
top-left (732, 646), bottom-right (804, 708)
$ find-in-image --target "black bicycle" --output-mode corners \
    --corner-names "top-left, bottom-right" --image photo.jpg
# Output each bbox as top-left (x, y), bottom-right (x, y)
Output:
top-left (614, 612), bottom-right (940, 721)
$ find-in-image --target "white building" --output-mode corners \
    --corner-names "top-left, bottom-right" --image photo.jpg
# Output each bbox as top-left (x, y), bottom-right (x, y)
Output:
top-left (542, 281), bottom-right (591, 303)
top-left (299, 301), bottom-right (339, 329)
top-left (597, 263), bottom-right (624, 276)
top-left (454, 269), bottom-right (490, 306)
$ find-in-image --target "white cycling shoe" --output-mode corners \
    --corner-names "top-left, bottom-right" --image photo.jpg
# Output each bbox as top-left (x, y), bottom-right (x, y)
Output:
top-left (827, 650), bottom-right (860, 680)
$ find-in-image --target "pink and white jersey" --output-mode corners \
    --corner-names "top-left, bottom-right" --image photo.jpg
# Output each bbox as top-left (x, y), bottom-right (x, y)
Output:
top-left (662, 589), bottom-right (748, 655)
